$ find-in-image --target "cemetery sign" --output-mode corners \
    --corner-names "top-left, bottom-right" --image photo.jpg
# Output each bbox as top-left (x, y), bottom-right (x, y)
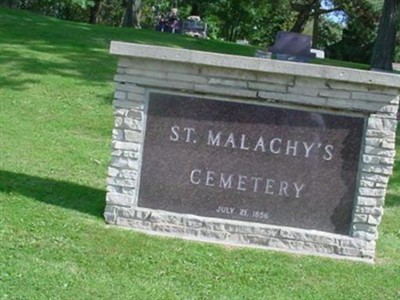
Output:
top-left (106, 42), bottom-right (399, 262)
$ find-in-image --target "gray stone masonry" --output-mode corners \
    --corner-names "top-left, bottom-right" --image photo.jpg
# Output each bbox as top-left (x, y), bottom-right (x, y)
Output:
top-left (106, 42), bottom-right (400, 263)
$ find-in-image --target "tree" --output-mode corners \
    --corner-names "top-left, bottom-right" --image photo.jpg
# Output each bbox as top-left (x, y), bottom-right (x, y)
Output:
top-left (290, 0), bottom-right (318, 33)
top-left (121, 0), bottom-right (142, 28)
top-left (370, 0), bottom-right (399, 71)
top-left (326, 0), bottom-right (381, 63)
top-left (89, 0), bottom-right (103, 24)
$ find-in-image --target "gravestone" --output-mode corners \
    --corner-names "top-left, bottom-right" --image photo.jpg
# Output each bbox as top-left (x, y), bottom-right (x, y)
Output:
top-left (269, 31), bottom-right (317, 62)
top-left (106, 42), bottom-right (400, 263)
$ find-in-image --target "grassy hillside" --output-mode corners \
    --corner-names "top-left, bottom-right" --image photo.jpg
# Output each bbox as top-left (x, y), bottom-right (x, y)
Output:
top-left (1, 8), bottom-right (399, 300)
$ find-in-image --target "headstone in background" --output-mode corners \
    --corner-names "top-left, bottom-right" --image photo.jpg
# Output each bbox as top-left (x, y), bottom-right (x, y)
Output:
top-left (269, 31), bottom-right (317, 62)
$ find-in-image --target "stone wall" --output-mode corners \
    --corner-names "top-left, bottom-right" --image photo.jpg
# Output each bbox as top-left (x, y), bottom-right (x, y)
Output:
top-left (106, 42), bottom-right (399, 262)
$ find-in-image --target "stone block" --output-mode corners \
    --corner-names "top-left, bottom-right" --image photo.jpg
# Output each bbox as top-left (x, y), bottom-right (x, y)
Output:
top-left (360, 173), bottom-right (389, 184)
top-left (119, 169), bottom-right (138, 179)
top-left (224, 224), bottom-right (254, 234)
top-left (357, 196), bottom-right (382, 206)
top-left (359, 179), bottom-right (375, 187)
top-left (365, 129), bottom-right (395, 139)
top-left (167, 72), bottom-right (208, 84)
top-left (107, 177), bottom-right (136, 188)
top-left (353, 214), bottom-right (368, 223)
top-left (257, 73), bottom-right (295, 85)
top-left (258, 91), bottom-right (326, 106)
top-left (325, 80), bottom-right (368, 92)
top-left (351, 91), bottom-right (396, 103)
top-left (381, 141), bottom-right (395, 150)
top-left (375, 183), bottom-right (387, 188)
top-left (111, 150), bottom-right (123, 157)
top-left (380, 157), bottom-right (395, 166)
top-left (340, 238), bottom-right (374, 250)
top-left (114, 90), bottom-right (126, 100)
top-left (106, 193), bottom-right (132, 206)
top-left (352, 231), bottom-right (377, 241)
top-left (249, 82), bottom-right (287, 93)
top-left (362, 155), bottom-right (381, 164)
top-left (244, 234), bottom-right (270, 245)
top-left (363, 146), bottom-right (395, 158)
top-left (194, 84), bottom-right (257, 98)
top-left (124, 130), bottom-right (141, 143)
top-left (200, 66), bottom-right (257, 81)
top-left (367, 117), bottom-right (397, 132)
top-left (340, 247), bottom-right (361, 257)
top-left (359, 187), bottom-right (386, 197)
top-left (115, 74), bottom-right (194, 91)
top-left (378, 105), bottom-right (399, 114)
top-left (122, 151), bottom-right (140, 159)
top-left (319, 89), bottom-right (350, 99)
top-left (354, 206), bottom-right (383, 216)
top-left (205, 222), bottom-right (225, 232)
top-left (361, 164), bottom-right (393, 175)
top-left (112, 141), bottom-right (139, 151)
top-left (295, 77), bottom-right (327, 89)
top-left (112, 129), bottom-right (124, 141)
top-left (360, 250), bottom-right (375, 259)
top-left (125, 68), bottom-right (166, 80)
top-left (104, 204), bottom-right (117, 223)
top-left (115, 83), bottom-right (146, 95)
top-left (117, 67), bottom-right (126, 74)
top-left (113, 100), bottom-right (134, 109)
top-left (121, 187), bottom-right (136, 195)
top-left (325, 98), bottom-right (381, 112)
top-left (185, 217), bottom-right (205, 228)
top-left (126, 109), bottom-right (143, 120)
top-left (287, 86), bottom-right (319, 96)
top-left (267, 238), bottom-right (287, 249)
top-left (108, 167), bottom-right (120, 177)
top-left (198, 229), bottom-right (228, 240)
top-left (114, 108), bottom-right (129, 117)
top-left (107, 185), bottom-right (122, 194)
top-left (123, 117), bottom-right (143, 131)
top-left (110, 156), bottom-right (139, 169)
top-left (208, 77), bottom-right (248, 88)
top-left (352, 223), bottom-right (377, 233)
top-left (367, 215), bottom-right (381, 225)
top-left (127, 93), bottom-right (146, 104)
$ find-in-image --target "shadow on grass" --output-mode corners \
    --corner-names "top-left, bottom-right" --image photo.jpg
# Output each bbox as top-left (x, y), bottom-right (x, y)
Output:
top-left (0, 170), bottom-right (106, 218)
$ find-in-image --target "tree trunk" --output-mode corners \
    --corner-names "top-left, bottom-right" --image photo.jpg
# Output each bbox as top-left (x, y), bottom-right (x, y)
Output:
top-left (312, 3), bottom-right (320, 48)
top-left (121, 0), bottom-right (133, 27)
top-left (121, 0), bottom-right (141, 28)
top-left (132, 0), bottom-right (142, 28)
top-left (290, 0), bottom-right (318, 33)
top-left (89, 0), bottom-right (103, 24)
top-left (370, 0), bottom-right (399, 71)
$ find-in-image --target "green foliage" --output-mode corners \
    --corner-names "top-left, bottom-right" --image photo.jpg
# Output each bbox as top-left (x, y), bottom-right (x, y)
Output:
top-left (7, 0), bottom-right (93, 20)
top-left (1, 8), bottom-right (400, 299)
top-left (93, 0), bottom-right (125, 26)
top-left (327, 0), bottom-right (381, 63)
top-left (303, 16), bottom-right (343, 49)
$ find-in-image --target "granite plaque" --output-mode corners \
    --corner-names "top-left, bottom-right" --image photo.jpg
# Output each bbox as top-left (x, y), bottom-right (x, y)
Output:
top-left (138, 93), bottom-right (365, 235)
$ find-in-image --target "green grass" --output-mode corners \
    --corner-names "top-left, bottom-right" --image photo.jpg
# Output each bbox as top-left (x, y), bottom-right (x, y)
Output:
top-left (1, 8), bottom-right (400, 300)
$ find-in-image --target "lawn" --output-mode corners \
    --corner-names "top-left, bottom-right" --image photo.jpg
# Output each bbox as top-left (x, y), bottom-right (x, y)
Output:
top-left (0, 8), bottom-right (399, 300)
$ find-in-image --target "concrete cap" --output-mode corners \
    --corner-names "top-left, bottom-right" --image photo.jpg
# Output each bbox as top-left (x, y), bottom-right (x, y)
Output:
top-left (110, 41), bottom-right (400, 89)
